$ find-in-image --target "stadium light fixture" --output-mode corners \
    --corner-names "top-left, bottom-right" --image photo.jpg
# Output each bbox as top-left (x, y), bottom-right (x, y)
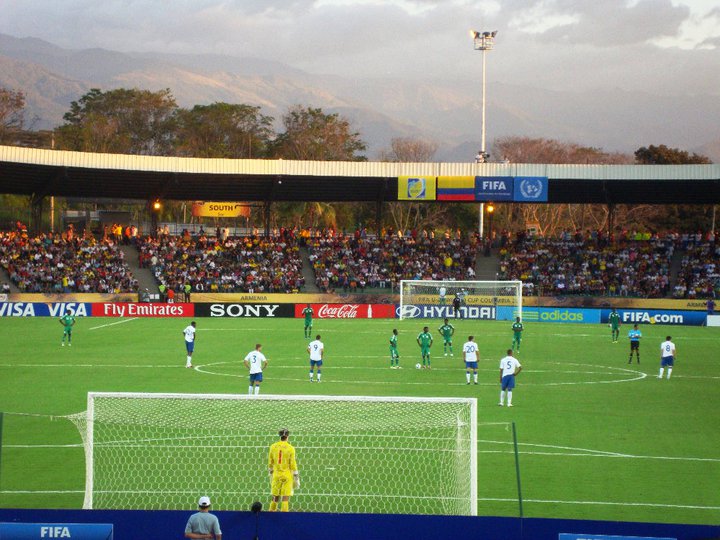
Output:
top-left (471, 29), bottom-right (497, 239)
top-left (486, 203), bottom-right (495, 214)
top-left (153, 200), bottom-right (162, 211)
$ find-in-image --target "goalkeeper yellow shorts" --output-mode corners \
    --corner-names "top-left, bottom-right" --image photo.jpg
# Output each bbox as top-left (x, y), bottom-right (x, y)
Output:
top-left (271, 472), bottom-right (294, 497)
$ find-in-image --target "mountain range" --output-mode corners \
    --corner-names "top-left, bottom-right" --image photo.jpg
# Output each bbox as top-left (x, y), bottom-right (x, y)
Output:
top-left (1, 32), bottom-right (718, 162)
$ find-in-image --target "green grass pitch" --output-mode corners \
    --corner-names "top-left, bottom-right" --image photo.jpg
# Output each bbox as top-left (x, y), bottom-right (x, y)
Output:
top-left (0, 316), bottom-right (718, 524)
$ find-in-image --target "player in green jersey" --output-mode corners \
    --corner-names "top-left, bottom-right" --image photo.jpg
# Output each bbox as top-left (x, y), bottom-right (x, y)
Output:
top-left (438, 318), bottom-right (455, 356)
top-left (59, 313), bottom-right (76, 346)
top-left (608, 308), bottom-right (621, 343)
top-left (511, 317), bottom-right (523, 353)
top-left (389, 329), bottom-right (400, 369)
top-left (417, 326), bottom-right (433, 369)
top-left (302, 304), bottom-right (313, 338)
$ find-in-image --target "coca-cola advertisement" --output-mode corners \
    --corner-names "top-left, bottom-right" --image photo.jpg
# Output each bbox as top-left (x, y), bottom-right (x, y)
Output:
top-left (294, 303), bottom-right (395, 319)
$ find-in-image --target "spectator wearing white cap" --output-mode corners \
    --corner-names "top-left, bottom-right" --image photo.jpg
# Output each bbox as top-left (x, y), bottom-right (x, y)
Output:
top-left (185, 496), bottom-right (222, 539)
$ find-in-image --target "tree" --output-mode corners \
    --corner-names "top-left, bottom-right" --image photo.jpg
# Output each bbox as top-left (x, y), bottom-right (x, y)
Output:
top-left (379, 137), bottom-right (438, 163)
top-left (0, 87), bottom-right (26, 144)
top-left (491, 137), bottom-right (634, 236)
top-left (271, 106), bottom-right (367, 161)
top-left (56, 88), bottom-right (178, 155)
top-left (379, 137), bottom-right (451, 232)
top-left (174, 103), bottom-right (274, 158)
top-left (635, 144), bottom-right (711, 165)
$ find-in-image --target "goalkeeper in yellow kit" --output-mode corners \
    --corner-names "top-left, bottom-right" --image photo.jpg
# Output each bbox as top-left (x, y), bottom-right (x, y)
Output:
top-left (268, 428), bottom-right (300, 512)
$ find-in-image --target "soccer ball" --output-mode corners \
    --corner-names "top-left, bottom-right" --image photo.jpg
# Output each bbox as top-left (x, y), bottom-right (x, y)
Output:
top-left (415, 363), bottom-right (422, 370)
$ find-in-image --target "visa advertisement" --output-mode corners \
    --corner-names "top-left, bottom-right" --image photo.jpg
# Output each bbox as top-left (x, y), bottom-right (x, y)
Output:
top-left (0, 302), bottom-right (92, 317)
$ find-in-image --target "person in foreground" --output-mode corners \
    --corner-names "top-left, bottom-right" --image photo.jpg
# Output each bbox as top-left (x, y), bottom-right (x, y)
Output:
top-left (269, 428), bottom-right (300, 512)
top-left (499, 349), bottom-right (522, 407)
top-left (185, 496), bottom-right (222, 539)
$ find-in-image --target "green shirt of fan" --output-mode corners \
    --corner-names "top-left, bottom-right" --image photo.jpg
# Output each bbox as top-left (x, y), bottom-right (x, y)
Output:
top-left (609, 312), bottom-right (620, 329)
top-left (438, 324), bottom-right (454, 342)
top-left (417, 332), bottom-right (433, 348)
top-left (512, 322), bottom-right (523, 335)
top-left (60, 314), bottom-right (75, 330)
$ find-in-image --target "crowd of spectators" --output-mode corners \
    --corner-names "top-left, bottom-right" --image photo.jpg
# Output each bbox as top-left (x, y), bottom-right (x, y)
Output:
top-left (673, 234), bottom-right (720, 299)
top-left (497, 230), bottom-right (676, 297)
top-left (307, 228), bottom-right (479, 293)
top-left (2, 221), bottom-right (717, 300)
top-left (0, 229), bottom-right (137, 293)
top-left (137, 227), bottom-right (305, 294)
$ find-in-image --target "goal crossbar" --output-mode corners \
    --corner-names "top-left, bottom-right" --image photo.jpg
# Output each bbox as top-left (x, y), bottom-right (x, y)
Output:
top-left (399, 279), bottom-right (522, 320)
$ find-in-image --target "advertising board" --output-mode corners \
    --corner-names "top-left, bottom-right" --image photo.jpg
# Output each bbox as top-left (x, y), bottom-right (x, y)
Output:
top-left (196, 303), bottom-right (294, 318)
top-left (295, 304), bottom-right (396, 319)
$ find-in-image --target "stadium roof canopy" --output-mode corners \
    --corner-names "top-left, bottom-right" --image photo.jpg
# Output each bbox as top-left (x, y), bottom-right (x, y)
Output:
top-left (1, 145), bottom-right (719, 204)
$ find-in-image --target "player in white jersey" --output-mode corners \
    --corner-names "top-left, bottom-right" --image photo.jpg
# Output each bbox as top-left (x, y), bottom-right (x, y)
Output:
top-left (438, 286), bottom-right (447, 306)
top-left (244, 343), bottom-right (269, 395)
top-left (307, 335), bottom-right (324, 382)
top-left (183, 321), bottom-right (196, 368)
top-left (498, 349), bottom-right (522, 407)
top-left (658, 336), bottom-right (676, 380)
top-left (462, 336), bottom-right (479, 385)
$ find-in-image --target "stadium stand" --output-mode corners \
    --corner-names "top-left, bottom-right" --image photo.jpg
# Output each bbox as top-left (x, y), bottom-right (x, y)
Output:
top-left (307, 232), bottom-right (479, 293)
top-left (136, 229), bottom-right (305, 294)
top-left (0, 231), bottom-right (137, 293)
top-left (497, 231), bottom-right (676, 297)
top-left (673, 236), bottom-right (720, 298)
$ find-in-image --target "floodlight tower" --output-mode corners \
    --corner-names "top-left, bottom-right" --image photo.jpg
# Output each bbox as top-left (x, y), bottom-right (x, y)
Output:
top-left (471, 29), bottom-right (497, 238)
top-left (471, 30), bottom-right (497, 163)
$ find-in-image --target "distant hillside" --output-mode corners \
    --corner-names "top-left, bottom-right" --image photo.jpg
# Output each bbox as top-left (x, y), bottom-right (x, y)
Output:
top-left (1, 32), bottom-right (718, 160)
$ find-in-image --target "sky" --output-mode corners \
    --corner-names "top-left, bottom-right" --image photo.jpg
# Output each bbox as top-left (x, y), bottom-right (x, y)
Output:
top-left (1, 0), bottom-right (719, 96)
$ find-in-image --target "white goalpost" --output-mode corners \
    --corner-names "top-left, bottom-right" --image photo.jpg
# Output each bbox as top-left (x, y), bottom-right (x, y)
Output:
top-left (399, 279), bottom-right (522, 320)
top-left (71, 392), bottom-right (478, 516)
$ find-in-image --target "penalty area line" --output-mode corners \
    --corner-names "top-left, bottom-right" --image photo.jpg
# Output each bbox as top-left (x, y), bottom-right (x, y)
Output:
top-left (89, 318), bottom-right (138, 330)
top-left (479, 497), bottom-right (720, 511)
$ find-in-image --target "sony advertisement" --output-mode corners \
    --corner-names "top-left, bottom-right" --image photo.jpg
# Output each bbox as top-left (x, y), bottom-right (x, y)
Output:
top-left (196, 303), bottom-right (295, 318)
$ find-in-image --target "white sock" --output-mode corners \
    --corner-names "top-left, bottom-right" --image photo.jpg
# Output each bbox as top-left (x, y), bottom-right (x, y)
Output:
top-left (254, 385), bottom-right (260, 395)
top-left (309, 372), bottom-right (313, 380)
top-left (659, 368), bottom-right (664, 378)
top-left (466, 372), bottom-right (471, 383)
top-left (317, 373), bottom-right (322, 381)
top-left (474, 373), bottom-right (478, 383)
top-left (186, 356), bottom-right (192, 367)
top-left (507, 391), bottom-right (513, 406)
top-left (500, 390), bottom-right (505, 404)
top-left (248, 386), bottom-right (253, 395)
top-left (667, 368), bottom-right (672, 379)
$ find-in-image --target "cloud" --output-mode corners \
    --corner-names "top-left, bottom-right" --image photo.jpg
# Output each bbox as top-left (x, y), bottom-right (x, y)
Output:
top-left (507, 0), bottom-right (690, 45)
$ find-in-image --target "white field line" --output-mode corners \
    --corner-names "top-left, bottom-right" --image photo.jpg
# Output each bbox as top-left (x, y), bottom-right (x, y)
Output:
top-left (479, 498), bottom-right (720, 511)
top-left (88, 318), bottom-right (138, 330)
top-left (0, 491), bottom-right (716, 511)
top-left (7, 436), bottom-right (718, 464)
top-left (477, 438), bottom-right (720, 463)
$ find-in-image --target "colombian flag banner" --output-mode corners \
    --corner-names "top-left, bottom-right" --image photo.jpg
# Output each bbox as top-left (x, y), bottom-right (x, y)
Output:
top-left (397, 176), bottom-right (437, 201)
top-left (437, 176), bottom-right (476, 201)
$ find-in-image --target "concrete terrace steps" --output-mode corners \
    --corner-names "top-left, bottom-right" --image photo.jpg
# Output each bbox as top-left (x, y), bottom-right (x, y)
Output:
top-left (119, 244), bottom-right (159, 293)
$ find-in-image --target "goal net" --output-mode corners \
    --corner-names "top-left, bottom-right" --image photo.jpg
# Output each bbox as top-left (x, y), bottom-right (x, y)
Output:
top-left (71, 392), bottom-right (477, 515)
top-left (399, 279), bottom-right (522, 320)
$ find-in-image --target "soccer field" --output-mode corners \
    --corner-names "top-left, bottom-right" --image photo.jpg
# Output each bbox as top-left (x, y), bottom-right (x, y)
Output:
top-left (0, 316), bottom-right (718, 525)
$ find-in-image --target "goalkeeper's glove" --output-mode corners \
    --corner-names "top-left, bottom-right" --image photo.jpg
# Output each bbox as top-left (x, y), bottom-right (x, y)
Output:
top-left (293, 474), bottom-right (300, 489)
